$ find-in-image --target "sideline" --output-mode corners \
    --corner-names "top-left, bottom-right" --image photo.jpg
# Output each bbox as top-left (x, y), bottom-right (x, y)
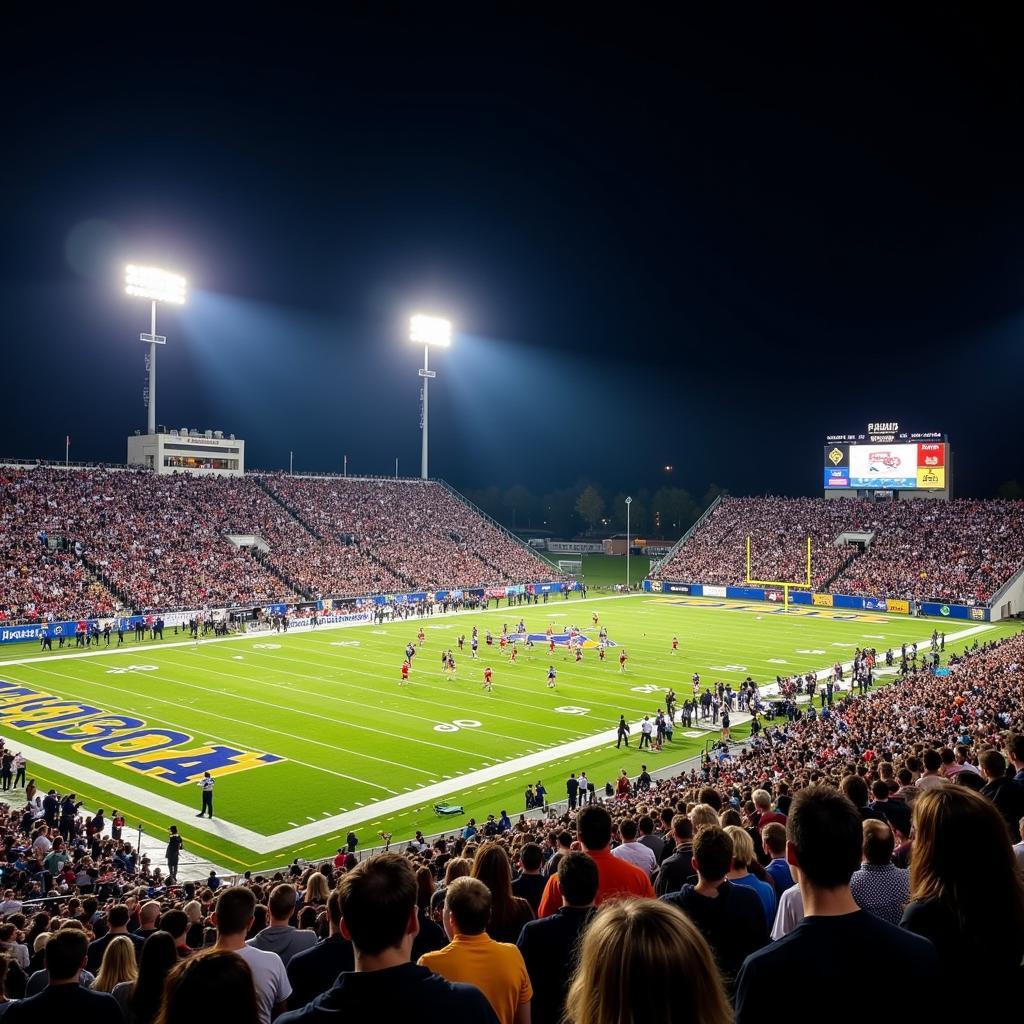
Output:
top-left (0, 623), bottom-right (992, 856)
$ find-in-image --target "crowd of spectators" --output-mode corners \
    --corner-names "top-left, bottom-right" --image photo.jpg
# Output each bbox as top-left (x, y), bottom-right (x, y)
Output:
top-left (0, 469), bottom-right (557, 623)
top-left (653, 495), bottom-right (1024, 604)
top-left (0, 627), bottom-right (1021, 1018)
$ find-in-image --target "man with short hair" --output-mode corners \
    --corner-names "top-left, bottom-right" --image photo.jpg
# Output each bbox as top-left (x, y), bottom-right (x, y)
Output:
top-left (761, 822), bottom-right (794, 895)
top-left (287, 889), bottom-right (355, 1009)
top-left (517, 852), bottom-right (597, 1024)
top-left (135, 900), bottom-right (161, 941)
top-left (979, 748), bottom-right (1024, 835)
top-left (419, 877), bottom-right (531, 1024)
top-left (214, 885), bottom-right (292, 1024)
top-left (511, 844), bottom-right (547, 915)
top-left (660, 824), bottom-right (768, 992)
top-left (735, 789), bottom-right (939, 1023)
top-left (752, 789), bottom-right (785, 828)
top-left (248, 883), bottom-right (317, 966)
top-left (277, 853), bottom-right (495, 1024)
top-left (159, 908), bottom-right (193, 958)
top-left (538, 806), bottom-right (654, 916)
top-left (611, 819), bottom-right (657, 875)
top-left (86, 904), bottom-right (145, 972)
top-left (7, 928), bottom-right (123, 1022)
top-left (654, 815), bottom-right (695, 896)
top-left (636, 815), bottom-right (664, 863)
top-left (850, 820), bottom-right (909, 925)
top-left (915, 749), bottom-right (948, 791)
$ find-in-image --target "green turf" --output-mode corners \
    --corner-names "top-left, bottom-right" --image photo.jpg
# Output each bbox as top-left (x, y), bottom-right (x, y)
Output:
top-left (576, 553), bottom-right (654, 589)
top-left (0, 594), bottom-right (1016, 871)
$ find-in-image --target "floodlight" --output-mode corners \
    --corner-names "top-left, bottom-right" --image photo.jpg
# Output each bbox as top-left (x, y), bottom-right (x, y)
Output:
top-left (125, 264), bottom-right (187, 305)
top-left (409, 314), bottom-right (452, 347)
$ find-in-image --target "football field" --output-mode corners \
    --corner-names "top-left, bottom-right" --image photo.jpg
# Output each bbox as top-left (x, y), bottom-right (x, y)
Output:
top-left (0, 594), bottom-right (1015, 871)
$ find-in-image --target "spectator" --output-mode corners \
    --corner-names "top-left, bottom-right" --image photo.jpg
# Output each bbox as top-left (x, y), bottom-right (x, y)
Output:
top-left (246, 884), bottom-right (316, 967)
top-left (92, 934), bottom-right (137, 993)
top-left (979, 748), bottom-right (1024, 836)
top-left (563, 899), bottom-right (731, 1024)
top-left (900, 786), bottom-right (1024, 983)
top-left (6, 928), bottom-right (124, 1022)
top-left (661, 824), bottom-right (768, 992)
top-left (761, 822), bottom-right (794, 895)
top-left (285, 890), bottom-right (354, 1010)
top-left (155, 949), bottom-right (258, 1024)
top-left (277, 853), bottom-right (497, 1024)
top-left (419, 877), bottom-right (531, 1024)
top-left (724, 826), bottom-right (777, 928)
top-left (735, 788), bottom-right (940, 1023)
top-left (610, 819), bottom-right (656, 876)
top-left (510, 845), bottom-right (546, 917)
top-left (87, 905), bottom-right (145, 974)
top-left (157, 911), bottom-right (192, 960)
top-left (212, 886), bottom-right (291, 1024)
top-left (537, 807), bottom-right (655, 916)
top-left (470, 845), bottom-right (534, 945)
top-left (653, 815), bottom-right (694, 896)
top-left (113, 930), bottom-right (178, 1024)
top-left (516, 852), bottom-right (597, 1024)
top-left (770, 866), bottom-right (805, 940)
top-left (850, 821), bottom-right (909, 925)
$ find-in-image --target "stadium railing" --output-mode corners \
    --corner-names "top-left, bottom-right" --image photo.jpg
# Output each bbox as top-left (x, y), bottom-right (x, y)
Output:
top-left (648, 493), bottom-right (723, 576)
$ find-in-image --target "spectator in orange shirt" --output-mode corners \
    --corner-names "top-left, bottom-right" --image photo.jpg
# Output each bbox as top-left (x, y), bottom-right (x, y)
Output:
top-left (537, 806), bottom-right (655, 917)
top-left (419, 877), bottom-right (532, 1024)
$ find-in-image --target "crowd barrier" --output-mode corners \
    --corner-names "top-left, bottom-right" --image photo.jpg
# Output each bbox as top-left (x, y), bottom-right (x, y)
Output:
top-left (642, 579), bottom-right (989, 621)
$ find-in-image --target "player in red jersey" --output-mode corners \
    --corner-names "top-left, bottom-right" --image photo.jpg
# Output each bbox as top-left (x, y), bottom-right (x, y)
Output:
top-left (417, 627), bottom-right (425, 646)
top-left (499, 635), bottom-right (507, 652)
top-left (575, 645), bottom-right (583, 663)
top-left (619, 649), bottom-right (628, 672)
top-left (509, 645), bottom-right (518, 664)
top-left (549, 637), bottom-right (556, 655)
top-left (671, 636), bottom-right (679, 654)
top-left (400, 660), bottom-right (410, 685)
top-left (598, 642), bottom-right (606, 663)
top-left (482, 665), bottom-right (493, 691)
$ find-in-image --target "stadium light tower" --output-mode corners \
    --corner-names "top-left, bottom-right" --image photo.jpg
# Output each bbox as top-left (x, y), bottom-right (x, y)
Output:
top-left (125, 264), bottom-right (187, 435)
top-left (409, 314), bottom-right (452, 479)
top-left (625, 496), bottom-right (632, 589)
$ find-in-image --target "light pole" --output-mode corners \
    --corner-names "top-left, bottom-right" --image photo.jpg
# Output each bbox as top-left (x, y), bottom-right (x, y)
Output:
top-left (125, 265), bottom-right (187, 435)
top-left (409, 314), bottom-right (452, 479)
top-left (625, 496), bottom-right (632, 590)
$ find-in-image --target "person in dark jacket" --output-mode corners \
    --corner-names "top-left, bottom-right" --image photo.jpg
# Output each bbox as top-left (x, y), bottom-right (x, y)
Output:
top-left (979, 749), bottom-right (1024, 836)
top-left (517, 852), bottom-right (597, 1024)
top-left (286, 890), bottom-right (354, 1009)
top-left (654, 815), bottom-right (695, 896)
top-left (276, 853), bottom-right (496, 1024)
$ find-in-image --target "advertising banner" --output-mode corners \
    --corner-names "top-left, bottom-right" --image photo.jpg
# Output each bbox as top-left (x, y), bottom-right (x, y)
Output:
top-left (916, 466), bottom-right (945, 489)
top-left (863, 597), bottom-right (888, 611)
top-left (824, 468), bottom-right (851, 488)
top-left (702, 584), bottom-right (728, 598)
top-left (812, 593), bottom-right (834, 607)
top-left (547, 541), bottom-right (604, 554)
top-left (886, 598), bottom-right (910, 614)
top-left (663, 583), bottom-right (691, 594)
top-left (919, 602), bottom-right (988, 621)
top-left (726, 586), bottom-right (767, 601)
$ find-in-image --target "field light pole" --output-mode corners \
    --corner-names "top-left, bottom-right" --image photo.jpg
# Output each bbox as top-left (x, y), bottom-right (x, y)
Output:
top-left (625, 496), bottom-right (632, 590)
top-left (125, 265), bottom-right (187, 435)
top-left (409, 314), bottom-right (452, 480)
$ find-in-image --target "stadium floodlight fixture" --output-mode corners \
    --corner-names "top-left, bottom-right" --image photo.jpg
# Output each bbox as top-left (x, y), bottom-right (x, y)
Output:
top-left (125, 264), bottom-right (187, 436)
top-left (409, 313), bottom-right (452, 347)
top-left (125, 264), bottom-right (187, 304)
top-left (409, 313), bottom-right (453, 479)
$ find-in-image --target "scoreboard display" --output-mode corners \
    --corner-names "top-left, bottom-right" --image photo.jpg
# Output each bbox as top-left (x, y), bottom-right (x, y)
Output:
top-left (823, 425), bottom-right (947, 491)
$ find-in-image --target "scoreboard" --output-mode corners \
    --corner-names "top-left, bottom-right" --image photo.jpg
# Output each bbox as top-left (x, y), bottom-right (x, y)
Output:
top-left (823, 424), bottom-right (948, 492)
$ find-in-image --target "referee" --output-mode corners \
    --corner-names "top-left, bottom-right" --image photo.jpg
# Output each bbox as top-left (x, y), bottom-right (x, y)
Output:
top-left (196, 772), bottom-right (215, 818)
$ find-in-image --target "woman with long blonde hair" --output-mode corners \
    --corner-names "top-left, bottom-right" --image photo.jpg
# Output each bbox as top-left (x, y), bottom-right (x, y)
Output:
top-left (565, 899), bottom-right (732, 1024)
top-left (901, 784), bottom-right (1024, 981)
top-left (92, 934), bottom-right (138, 993)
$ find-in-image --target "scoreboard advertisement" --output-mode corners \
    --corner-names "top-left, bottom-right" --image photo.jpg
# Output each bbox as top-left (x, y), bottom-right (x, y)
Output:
top-left (823, 425), bottom-right (947, 491)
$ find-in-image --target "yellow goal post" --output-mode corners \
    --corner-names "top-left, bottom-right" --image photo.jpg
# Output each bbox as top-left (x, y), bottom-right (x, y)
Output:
top-left (744, 535), bottom-right (812, 613)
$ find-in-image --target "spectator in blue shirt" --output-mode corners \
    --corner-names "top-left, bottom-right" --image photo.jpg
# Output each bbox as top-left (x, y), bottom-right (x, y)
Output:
top-left (724, 827), bottom-right (776, 928)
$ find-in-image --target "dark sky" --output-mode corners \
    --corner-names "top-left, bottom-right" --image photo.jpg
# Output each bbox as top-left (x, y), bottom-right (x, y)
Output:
top-left (4, 9), bottom-right (1024, 498)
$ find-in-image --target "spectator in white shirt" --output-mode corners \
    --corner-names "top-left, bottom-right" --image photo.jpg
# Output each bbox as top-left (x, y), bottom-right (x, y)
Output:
top-left (214, 886), bottom-right (291, 1024)
top-left (611, 819), bottom-right (657, 875)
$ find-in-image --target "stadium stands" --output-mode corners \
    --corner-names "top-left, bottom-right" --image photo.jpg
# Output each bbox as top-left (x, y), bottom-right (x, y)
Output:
top-left (652, 495), bottom-right (1024, 604)
top-left (0, 468), bottom-right (557, 622)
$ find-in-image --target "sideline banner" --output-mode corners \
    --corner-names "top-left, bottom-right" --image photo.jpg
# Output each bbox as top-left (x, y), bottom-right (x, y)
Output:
top-left (812, 593), bottom-right (834, 607)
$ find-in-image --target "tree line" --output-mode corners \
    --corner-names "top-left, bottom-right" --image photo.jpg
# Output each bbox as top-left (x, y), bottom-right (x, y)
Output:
top-left (461, 481), bottom-right (729, 538)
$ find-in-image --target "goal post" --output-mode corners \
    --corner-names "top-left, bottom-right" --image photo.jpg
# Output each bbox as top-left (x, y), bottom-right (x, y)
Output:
top-left (744, 535), bottom-right (812, 612)
top-left (558, 559), bottom-right (583, 576)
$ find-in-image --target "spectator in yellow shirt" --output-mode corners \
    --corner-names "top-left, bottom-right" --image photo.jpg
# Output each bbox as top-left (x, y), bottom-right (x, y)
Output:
top-left (419, 877), bottom-right (532, 1024)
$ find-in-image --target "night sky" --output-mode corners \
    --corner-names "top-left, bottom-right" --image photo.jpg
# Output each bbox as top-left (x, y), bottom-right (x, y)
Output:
top-left (4, 10), bottom-right (1024, 499)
